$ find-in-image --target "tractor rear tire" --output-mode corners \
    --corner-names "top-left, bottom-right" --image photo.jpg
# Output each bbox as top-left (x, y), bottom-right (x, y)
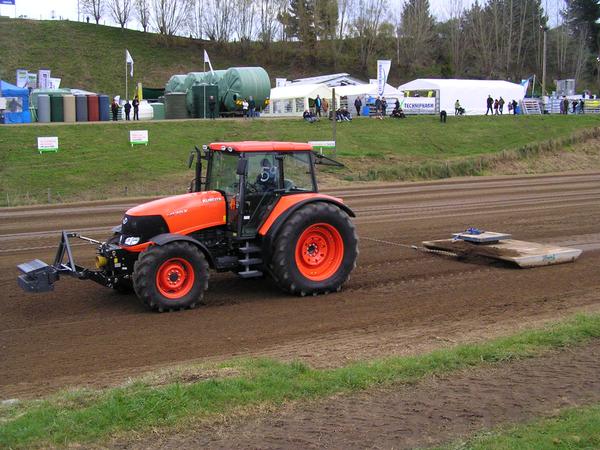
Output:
top-left (133, 241), bottom-right (209, 312)
top-left (269, 202), bottom-right (358, 296)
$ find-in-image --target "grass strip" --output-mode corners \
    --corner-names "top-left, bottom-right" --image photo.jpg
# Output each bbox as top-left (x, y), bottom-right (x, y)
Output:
top-left (2, 115), bottom-right (599, 205)
top-left (1, 313), bottom-right (600, 448)
top-left (439, 402), bottom-right (600, 450)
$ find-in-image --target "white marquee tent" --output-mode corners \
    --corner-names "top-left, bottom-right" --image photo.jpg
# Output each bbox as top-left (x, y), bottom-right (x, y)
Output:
top-left (398, 79), bottom-right (527, 115)
top-left (264, 83), bottom-right (338, 116)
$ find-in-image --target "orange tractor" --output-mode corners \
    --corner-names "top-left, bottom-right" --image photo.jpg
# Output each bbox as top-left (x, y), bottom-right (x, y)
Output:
top-left (18, 142), bottom-right (359, 311)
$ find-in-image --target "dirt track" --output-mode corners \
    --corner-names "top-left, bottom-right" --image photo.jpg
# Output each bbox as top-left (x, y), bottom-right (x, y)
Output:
top-left (2, 172), bottom-right (600, 399)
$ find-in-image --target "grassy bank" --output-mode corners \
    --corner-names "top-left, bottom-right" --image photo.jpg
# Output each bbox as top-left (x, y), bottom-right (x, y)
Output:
top-left (1, 115), bottom-right (599, 206)
top-left (1, 313), bottom-right (599, 448)
top-left (442, 403), bottom-right (600, 450)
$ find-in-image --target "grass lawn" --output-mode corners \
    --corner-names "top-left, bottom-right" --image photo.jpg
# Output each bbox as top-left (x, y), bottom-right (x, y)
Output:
top-left (1, 115), bottom-right (599, 206)
top-left (441, 403), bottom-right (600, 450)
top-left (0, 313), bottom-right (599, 448)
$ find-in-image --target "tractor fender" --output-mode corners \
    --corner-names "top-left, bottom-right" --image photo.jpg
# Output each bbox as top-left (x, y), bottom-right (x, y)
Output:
top-left (258, 195), bottom-right (355, 259)
top-left (150, 233), bottom-right (216, 268)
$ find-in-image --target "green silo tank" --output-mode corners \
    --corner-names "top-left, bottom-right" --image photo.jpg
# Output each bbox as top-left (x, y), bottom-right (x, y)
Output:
top-left (218, 67), bottom-right (270, 113)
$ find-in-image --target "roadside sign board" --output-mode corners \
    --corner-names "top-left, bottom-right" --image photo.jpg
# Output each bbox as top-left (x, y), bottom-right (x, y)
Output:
top-left (129, 130), bottom-right (148, 146)
top-left (37, 137), bottom-right (59, 154)
top-left (309, 140), bottom-right (336, 154)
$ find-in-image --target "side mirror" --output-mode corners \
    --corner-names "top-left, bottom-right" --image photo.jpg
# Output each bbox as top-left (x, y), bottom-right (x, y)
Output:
top-left (236, 158), bottom-right (248, 176)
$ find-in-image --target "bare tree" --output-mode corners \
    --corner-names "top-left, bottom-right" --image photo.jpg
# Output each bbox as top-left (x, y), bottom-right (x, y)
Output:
top-left (203, 0), bottom-right (235, 42)
top-left (186, 0), bottom-right (204, 38)
top-left (352, 0), bottom-right (387, 70)
top-left (444, 0), bottom-right (465, 75)
top-left (257, 0), bottom-right (284, 46)
top-left (82, 0), bottom-right (104, 24)
top-left (151, 0), bottom-right (189, 35)
top-left (135, 0), bottom-right (151, 31)
top-left (107, 0), bottom-right (133, 28)
top-left (235, 0), bottom-right (257, 43)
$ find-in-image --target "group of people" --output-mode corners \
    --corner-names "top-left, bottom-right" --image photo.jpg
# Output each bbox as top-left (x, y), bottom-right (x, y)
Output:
top-left (110, 95), bottom-right (140, 121)
top-left (241, 96), bottom-right (257, 118)
top-left (559, 97), bottom-right (585, 114)
top-left (313, 95), bottom-right (330, 117)
top-left (484, 95), bottom-right (518, 115)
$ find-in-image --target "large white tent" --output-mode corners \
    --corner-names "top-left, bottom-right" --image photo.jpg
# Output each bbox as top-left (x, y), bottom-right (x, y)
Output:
top-left (264, 83), bottom-right (337, 116)
top-left (398, 79), bottom-right (527, 115)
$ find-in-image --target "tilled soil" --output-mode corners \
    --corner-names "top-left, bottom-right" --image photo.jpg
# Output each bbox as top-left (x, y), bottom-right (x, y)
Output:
top-left (118, 341), bottom-right (600, 450)
top-left (2, 173), bottom-right (600, 399)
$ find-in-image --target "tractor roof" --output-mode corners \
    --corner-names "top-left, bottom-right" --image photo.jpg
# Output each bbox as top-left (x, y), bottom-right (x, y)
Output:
top-left (208, 141), bottom-right (313, 153)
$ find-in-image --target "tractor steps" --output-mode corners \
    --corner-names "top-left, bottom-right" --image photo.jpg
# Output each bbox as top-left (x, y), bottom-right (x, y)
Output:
top-left (237, 241), bottom-right (263, 278)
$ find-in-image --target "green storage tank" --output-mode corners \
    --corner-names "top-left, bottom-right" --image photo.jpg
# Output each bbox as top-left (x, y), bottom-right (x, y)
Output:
top-left (151, 102), bottom-right (165, 120)
top-left (50, 94), bottom-right (64, 122)
top-left (185, 70), bottom-right (226, 114)
top-left (165, 75), bottom-right (187, 94)
top-left (191, 84), bottom-right (219, 118)
top-left (218, 67), bottom-right (270, 113)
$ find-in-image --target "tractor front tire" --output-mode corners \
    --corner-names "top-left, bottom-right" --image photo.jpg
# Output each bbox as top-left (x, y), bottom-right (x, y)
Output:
top-left (133, 241), bottom-right (209, 312)
top-left (270, 202), bottom-right (358, 296)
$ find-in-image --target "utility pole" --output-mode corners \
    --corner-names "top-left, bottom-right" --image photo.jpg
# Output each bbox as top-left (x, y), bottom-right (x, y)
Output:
top-left (541, 25), bottom-right (548, 100)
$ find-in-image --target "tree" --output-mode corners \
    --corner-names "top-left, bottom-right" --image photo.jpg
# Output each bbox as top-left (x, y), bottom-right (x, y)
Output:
top-left (151, 0), bottom-right (189, 35)
top-left (135, 0), bottom-right (151, 31)
top-left (257, 0), bottom-right (284, 46)
top-left (82, 0), bottom-right (104, 24)
top-left (351, 0), bottom-right (387, 70)
top-left (279, 0), bottom-right (317, 62)
top-left (399, 0), bottom-right (435, 73)
top-left (565, 0), bottom-right (600, 51)
top-left (202, 0), bottom-right (235, 42)
top-left (107, 0), bottom-right (133, 28)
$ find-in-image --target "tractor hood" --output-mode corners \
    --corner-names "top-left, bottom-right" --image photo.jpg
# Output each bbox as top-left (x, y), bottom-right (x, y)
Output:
top-left (125, 191), bottom-right (226, 236)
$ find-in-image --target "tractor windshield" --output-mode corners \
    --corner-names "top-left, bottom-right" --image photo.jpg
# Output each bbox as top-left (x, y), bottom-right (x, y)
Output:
top-left (207, 151), bottom-right (239, 195)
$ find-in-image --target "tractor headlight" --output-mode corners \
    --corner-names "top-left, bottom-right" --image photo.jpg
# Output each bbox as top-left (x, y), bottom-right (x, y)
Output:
top-left (124, 236), bottom-right (140, 246)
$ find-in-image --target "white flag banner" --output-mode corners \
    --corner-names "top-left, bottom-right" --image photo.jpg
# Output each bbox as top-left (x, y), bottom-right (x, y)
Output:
top-left (204, 49), bottom-right (215, 75)
top-left (126, 49), bottom-right (134, 77)
top-left (377, 60), bottom-right (391, 96)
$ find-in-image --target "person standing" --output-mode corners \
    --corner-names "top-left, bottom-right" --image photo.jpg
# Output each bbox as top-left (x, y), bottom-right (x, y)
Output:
top-left (499, 97), bottom-right (505, 114)
top-left (454, 99), bottom-right (461, 115)
top-left (208, 95), bottom-right (216, 119)
top-left (579, 99), bottom-right (585, 114)
top-left (493, 99), bottom-right (499, 115)
top-left (248, 96), bottom-right (256, 118)
top-left (512, 99), bottom-right (518, 114)
top-left (242, 98), bottom-right (249, 118)
top-left (486, 95), bottom-right (493, 115)
top-left (381, 97), bottom-right (388, 116)
top-left (374, 96), bottom-right (382, 119)
top-left (315, 95), bottom-right (322, 117)
top-left (111, 98), bottom-right (119, 121)
top-left (123, 100), bottom-right (131, 120)
top-left (354, 96), bottom-right (362, 116)
top-left (132, 95), bottom-right (140, 120)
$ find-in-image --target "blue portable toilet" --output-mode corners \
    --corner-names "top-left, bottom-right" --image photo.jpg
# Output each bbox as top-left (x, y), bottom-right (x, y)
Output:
top-left (1, 80), bottom-right (31, 124)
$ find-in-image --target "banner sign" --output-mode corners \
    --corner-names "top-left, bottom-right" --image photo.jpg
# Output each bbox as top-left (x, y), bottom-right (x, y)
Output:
top-left (26, 72), bottom-right (37, 89)
top-left (37, 137), bottom-right (59, 154)
top-left (0, 0), bottom-right (16, 5)
top-left (376, 60), bottom-right (391, 96)
top-left (275, 78), bottom-right (287, 87)
top-left (130, 130), bottom-right (148, 146)
top-left (48, 77), bottom-right (61, 89)
top-left (16, 69), bottom-right (28, 88)
top-left (38, 69), bottom-right (51, 89)
top-left (309, 140), bottom-right (336, 154)
top-left (399, 97), bottom-right (437, 115)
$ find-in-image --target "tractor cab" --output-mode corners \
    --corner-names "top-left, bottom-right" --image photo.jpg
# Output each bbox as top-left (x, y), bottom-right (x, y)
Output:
top-left (195, 142), bottom-right (318, 239)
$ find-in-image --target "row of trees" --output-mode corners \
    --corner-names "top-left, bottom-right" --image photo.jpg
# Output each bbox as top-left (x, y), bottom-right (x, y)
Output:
top-left (81, 0), bottom-right (600, 89)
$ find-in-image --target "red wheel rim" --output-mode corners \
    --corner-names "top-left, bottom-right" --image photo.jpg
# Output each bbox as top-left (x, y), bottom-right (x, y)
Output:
top-left (295, 223), bottom-right (344, 281)
top-left (156, 258), bottom-right (195, 299)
